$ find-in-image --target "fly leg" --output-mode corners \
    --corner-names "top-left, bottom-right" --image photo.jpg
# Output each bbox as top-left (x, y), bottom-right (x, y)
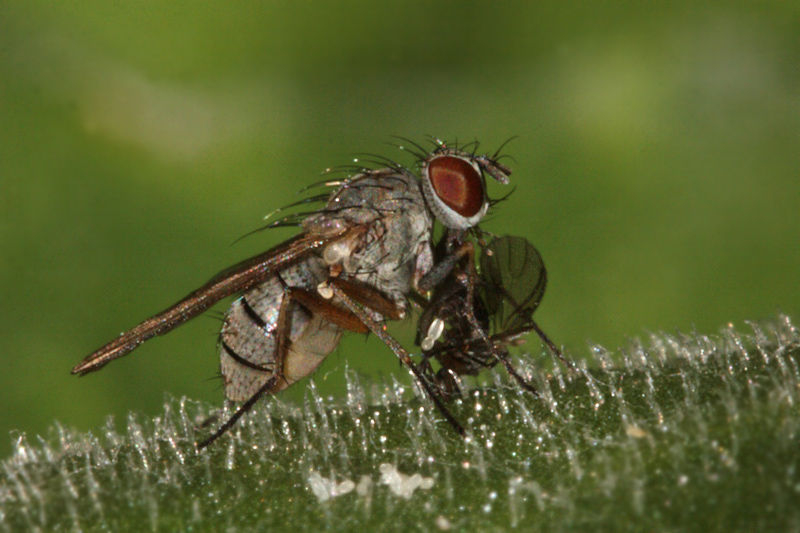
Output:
top-left (418, 239), bottom-right (474, 293)
top-left (329, 279), bottom-right (467, 436)
top-left (528, 320), bottom-right (577, 372)
top-left (197, 376), bottom-right (284, 450)
top-left (498, 355), bottom-right (541, 396)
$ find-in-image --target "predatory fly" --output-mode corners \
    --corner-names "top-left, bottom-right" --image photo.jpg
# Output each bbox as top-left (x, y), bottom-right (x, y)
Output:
top-left (72, 139), bottom-right (515, 447)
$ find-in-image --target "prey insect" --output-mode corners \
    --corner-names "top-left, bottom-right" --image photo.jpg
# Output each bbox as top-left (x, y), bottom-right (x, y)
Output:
top-left (416, 234), bottom-right (575, 397)
top-left (72, 139), bottom-right (513, 448)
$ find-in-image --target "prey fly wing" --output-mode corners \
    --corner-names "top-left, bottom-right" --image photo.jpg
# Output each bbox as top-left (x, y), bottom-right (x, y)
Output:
top-left (479, 235), bottom-right (547, 338)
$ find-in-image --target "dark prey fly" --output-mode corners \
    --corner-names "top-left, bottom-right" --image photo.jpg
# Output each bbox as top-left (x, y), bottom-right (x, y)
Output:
top-left (72, 139), bottom-right (519, 448)
top-left (416, 234), bottom-right (575, 397)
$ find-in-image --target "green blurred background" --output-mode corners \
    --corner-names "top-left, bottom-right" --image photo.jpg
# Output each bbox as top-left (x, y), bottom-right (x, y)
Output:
top-left (1, 2), bottom-right (798, 458)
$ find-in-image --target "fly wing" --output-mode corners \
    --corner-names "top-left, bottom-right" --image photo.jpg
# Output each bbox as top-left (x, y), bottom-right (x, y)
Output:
top-left (72, 230), bottom-right (349, 376)
top-left (479, 235), bottom-right (547, 333)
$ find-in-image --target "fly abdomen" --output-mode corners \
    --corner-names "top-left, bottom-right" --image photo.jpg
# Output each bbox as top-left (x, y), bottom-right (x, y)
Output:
top-left (219, 259), bottom-right (340, 402)
top-left (219, 277), bottom-right (284, 402)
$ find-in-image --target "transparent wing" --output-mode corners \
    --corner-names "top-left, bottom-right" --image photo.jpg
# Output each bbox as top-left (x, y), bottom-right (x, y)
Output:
top-left (479, 235), bottom-right (547, 333)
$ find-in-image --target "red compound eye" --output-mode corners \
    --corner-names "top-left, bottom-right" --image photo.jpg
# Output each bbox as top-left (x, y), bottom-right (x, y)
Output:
top-left (422, 155), bottom-right (488, 229)
top-left (428, 156), bottom-right (484, 217)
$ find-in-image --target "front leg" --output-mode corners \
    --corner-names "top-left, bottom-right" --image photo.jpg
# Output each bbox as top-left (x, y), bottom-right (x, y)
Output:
top-left (418, 240), bottom-right (474, 293)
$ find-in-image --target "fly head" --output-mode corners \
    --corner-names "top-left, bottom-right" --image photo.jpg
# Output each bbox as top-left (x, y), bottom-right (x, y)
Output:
top-left (419, 145), bottom-right (511, 231)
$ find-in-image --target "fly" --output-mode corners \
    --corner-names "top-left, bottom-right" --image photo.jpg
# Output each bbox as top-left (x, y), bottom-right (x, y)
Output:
top-left (72, 139), bottom-right (513, 447)
top-left (416, 234), bottom-right (575, 397)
